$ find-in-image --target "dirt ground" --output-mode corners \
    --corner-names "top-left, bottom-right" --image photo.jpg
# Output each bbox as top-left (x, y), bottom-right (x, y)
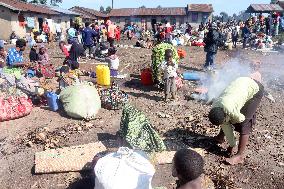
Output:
top-left (0, 41), bottom-right (283, 189)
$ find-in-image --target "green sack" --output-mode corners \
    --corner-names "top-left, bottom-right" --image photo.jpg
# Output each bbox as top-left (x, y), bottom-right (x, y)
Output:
top-left (152, 43), bottom-right (179, 85)
top-left (3, 67), bottom-right (23, 80)
top-left (60, 84), bottom-right (101, 120)
top-left (118, 104), bottom-right (166, 152)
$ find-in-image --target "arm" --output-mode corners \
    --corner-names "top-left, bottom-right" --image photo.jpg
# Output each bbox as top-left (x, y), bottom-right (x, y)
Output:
top-left (221, 122), bottom-right (236, 147)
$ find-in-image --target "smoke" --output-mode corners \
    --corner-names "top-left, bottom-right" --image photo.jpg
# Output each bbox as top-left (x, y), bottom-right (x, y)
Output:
top-left (194, 56), bottom-right (284, 103)
top-left (258, 56), bottom-right (284, 92)
top-left (198, 59), bottom-right (251, 103)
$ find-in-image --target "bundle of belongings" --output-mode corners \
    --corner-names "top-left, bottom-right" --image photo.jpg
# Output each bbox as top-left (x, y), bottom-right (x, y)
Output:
top-left (0, 68), bottom-right (34, 122)
top-left (151, 43), bottom-right (179, 86)
top-left (94, 147), bottom-right (155, 189)
top-left (118, 104), bottom-right (166, 152)
top-left (100, 82), bottom-right (128, 110)
top-left (59, 83), bottom-right (101, 120)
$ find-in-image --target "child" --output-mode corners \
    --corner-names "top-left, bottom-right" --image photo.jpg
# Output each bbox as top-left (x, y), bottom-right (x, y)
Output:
top-left (0, 46), bottom-right (6, 68)
top-left (38, 45), bottom-right (49, 65)
top-left (106, 47), bottom-right (119, 76)
top-left (172, 149), bottom-right (214, 189)
top-left (160, 49), bottom-right (178, 101)
top-left (29, 43), bottom-right (38, 63)
top-left (231, 27), bottom-right (239, 48)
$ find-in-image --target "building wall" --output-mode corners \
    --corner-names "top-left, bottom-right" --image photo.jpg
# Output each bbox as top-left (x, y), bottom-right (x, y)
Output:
top-left (110, 12), bottom-right (212, 31)
top-left (0, 6), bottom-right (13, 40)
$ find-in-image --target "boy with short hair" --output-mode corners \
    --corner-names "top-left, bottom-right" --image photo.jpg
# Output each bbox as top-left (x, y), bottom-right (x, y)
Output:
top-left (160, 49), bottom-right (178, 101)
top-left (172, 149), bottom-right (214, 189)
top-left (209, 77), bottom-right (264, 165)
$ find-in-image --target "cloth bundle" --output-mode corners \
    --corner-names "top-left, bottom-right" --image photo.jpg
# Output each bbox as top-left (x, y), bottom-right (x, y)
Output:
top-left (0, 96), bottom-right (33, 122)
top-left (100, 83), bottom-right (128, 110)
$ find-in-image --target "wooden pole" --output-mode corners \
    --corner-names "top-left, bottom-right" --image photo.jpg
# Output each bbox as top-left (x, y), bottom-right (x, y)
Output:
top-left (112, 0), bottom-right (114, 9)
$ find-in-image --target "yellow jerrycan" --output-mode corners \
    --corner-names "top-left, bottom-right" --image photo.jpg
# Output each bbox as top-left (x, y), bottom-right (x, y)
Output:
top-left (96, 65), bottom-right (110, 86)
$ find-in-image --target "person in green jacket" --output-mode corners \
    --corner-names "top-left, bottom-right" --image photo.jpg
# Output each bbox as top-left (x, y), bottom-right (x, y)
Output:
top-left (209, 77), bottom-right (264, 165)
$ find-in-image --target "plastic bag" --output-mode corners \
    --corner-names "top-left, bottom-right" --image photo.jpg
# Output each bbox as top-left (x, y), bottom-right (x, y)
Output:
top-left (59, 84), bottom-right (101, 119)
top-left (94, 147), bottom-right (155, 189)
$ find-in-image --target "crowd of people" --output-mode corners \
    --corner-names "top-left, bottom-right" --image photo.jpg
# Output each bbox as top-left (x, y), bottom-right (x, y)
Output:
top-left (0, 11), bottom-right (281, 188)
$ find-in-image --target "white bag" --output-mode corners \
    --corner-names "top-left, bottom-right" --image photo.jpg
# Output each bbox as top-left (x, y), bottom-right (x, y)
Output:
top-left (94, 147), bottom-right (155, 189)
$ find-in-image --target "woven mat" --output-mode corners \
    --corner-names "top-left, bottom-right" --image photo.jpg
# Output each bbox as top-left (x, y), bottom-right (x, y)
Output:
top-left (35, 142), bottom-right (107, 174)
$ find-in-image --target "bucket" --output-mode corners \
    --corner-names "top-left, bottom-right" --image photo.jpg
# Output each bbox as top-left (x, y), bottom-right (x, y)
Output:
top-left (183, 72), bottom-right (200, 81)
top-left (46, 92), bottom-right (59, 111)
top-left (141, 68), bottom-right (153, 86)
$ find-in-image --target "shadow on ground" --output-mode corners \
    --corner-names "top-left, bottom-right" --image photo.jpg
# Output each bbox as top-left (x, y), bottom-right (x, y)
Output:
top-left (164, 128), bottom-right (227, 157)
top-left (67, 171), bottom-right (94, 189)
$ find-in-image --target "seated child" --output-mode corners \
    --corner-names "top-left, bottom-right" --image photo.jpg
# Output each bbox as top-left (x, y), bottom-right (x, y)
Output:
top-left (146, 38), bottom-right (153, 49)
top-left (106, 47), bottom-right (119, 76)
top-left (29, 43), bottom-right (38, 63)
top-left (172, 149), bottom-right (214, 189)
top-left (0, 46), bottom-right (6, 68)
top-left (160, 49), bottom-right (178, 101)
top-left (38, 45), bottom-right (49, 65)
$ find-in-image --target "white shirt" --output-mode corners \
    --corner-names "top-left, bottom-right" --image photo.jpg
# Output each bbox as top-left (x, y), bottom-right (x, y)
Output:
top-left (159, 60), bottom-right (178, 79)
top-left (56, 24), bottom-right (62, 33)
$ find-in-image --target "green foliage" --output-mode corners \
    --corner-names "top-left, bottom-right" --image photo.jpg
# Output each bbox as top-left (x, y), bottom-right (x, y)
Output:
top-left (139, 5), bottom-right (146, 8)
top-left (100, 6), bottom-right (105, 13)
top-left (151, 43), bottom-right (179, 83)
top-left (271, 0), bottom-right (278, 4)
top-left (105, 6), bottom-right (112, 14)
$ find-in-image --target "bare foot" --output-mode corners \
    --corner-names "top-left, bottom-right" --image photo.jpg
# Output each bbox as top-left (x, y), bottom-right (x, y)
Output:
top-left (225, 154), bottom-right (244, 165)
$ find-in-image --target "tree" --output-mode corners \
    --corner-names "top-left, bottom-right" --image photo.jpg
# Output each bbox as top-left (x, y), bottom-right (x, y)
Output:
top-left (157, 5), bottom-right (162, 8)
top-left (100, 6), bottom-right (105, 13)
top-left (50, 0), bottom-right (62, 6)
top-left (220, 12), bottom-right (229, 22)
top-left (30, 0), bottom-right (39, 3)
top-left (39, 0), bottom-right (48, 4)
top-left (105, 6), bottom-right (112, 14)
top-left (271, 0), bottom-right (278, 4)
top-left (19, 0), bottom-right (28, 2)
top-left (139, 5), bottom-right (146, 8)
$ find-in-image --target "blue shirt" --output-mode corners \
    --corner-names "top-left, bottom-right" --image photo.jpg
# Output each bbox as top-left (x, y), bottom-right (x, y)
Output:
top-left (6, 47), bottom-right (24, 66)
top-left (82, 27), bottom-right (97, 46)
top-left (68, 28), bottom-right (77, 39)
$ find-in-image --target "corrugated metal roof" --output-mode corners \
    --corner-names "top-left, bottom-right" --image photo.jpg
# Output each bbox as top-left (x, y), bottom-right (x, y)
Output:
top-left (109, 7), bottom-right (186, 17)
top-left (70, 6), bottom-right (108, 18)
top-left (0, 0), bottom-right (59, 14)
top-left (247, 4), bottom-right (283, 13)
top-left (187, 4), bottom-right (213, 13)
top-left (44, 5), bottom-right (79, 15)
top-left (0, 2), bottom-right (21, 11)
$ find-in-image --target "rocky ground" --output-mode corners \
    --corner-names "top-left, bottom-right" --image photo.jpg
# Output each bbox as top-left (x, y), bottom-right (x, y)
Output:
top-left (0, 41), bottom-right (283, 189)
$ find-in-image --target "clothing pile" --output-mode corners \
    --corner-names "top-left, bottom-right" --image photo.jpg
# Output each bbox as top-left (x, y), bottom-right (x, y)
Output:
top-left (100, 83), bottom-right (128, 110)
top-left (118, 104), bottom-right (166, 152)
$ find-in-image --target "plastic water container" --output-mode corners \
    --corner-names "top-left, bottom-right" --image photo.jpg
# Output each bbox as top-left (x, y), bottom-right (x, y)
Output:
top-left (96, 65), bottom-right (110, 86)
top-left (141, 68), bottom-right (153, 86)
top-left (46, 92), bottom-right (59, 111)
top-left (183, 72), bottom-right (200, 81)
